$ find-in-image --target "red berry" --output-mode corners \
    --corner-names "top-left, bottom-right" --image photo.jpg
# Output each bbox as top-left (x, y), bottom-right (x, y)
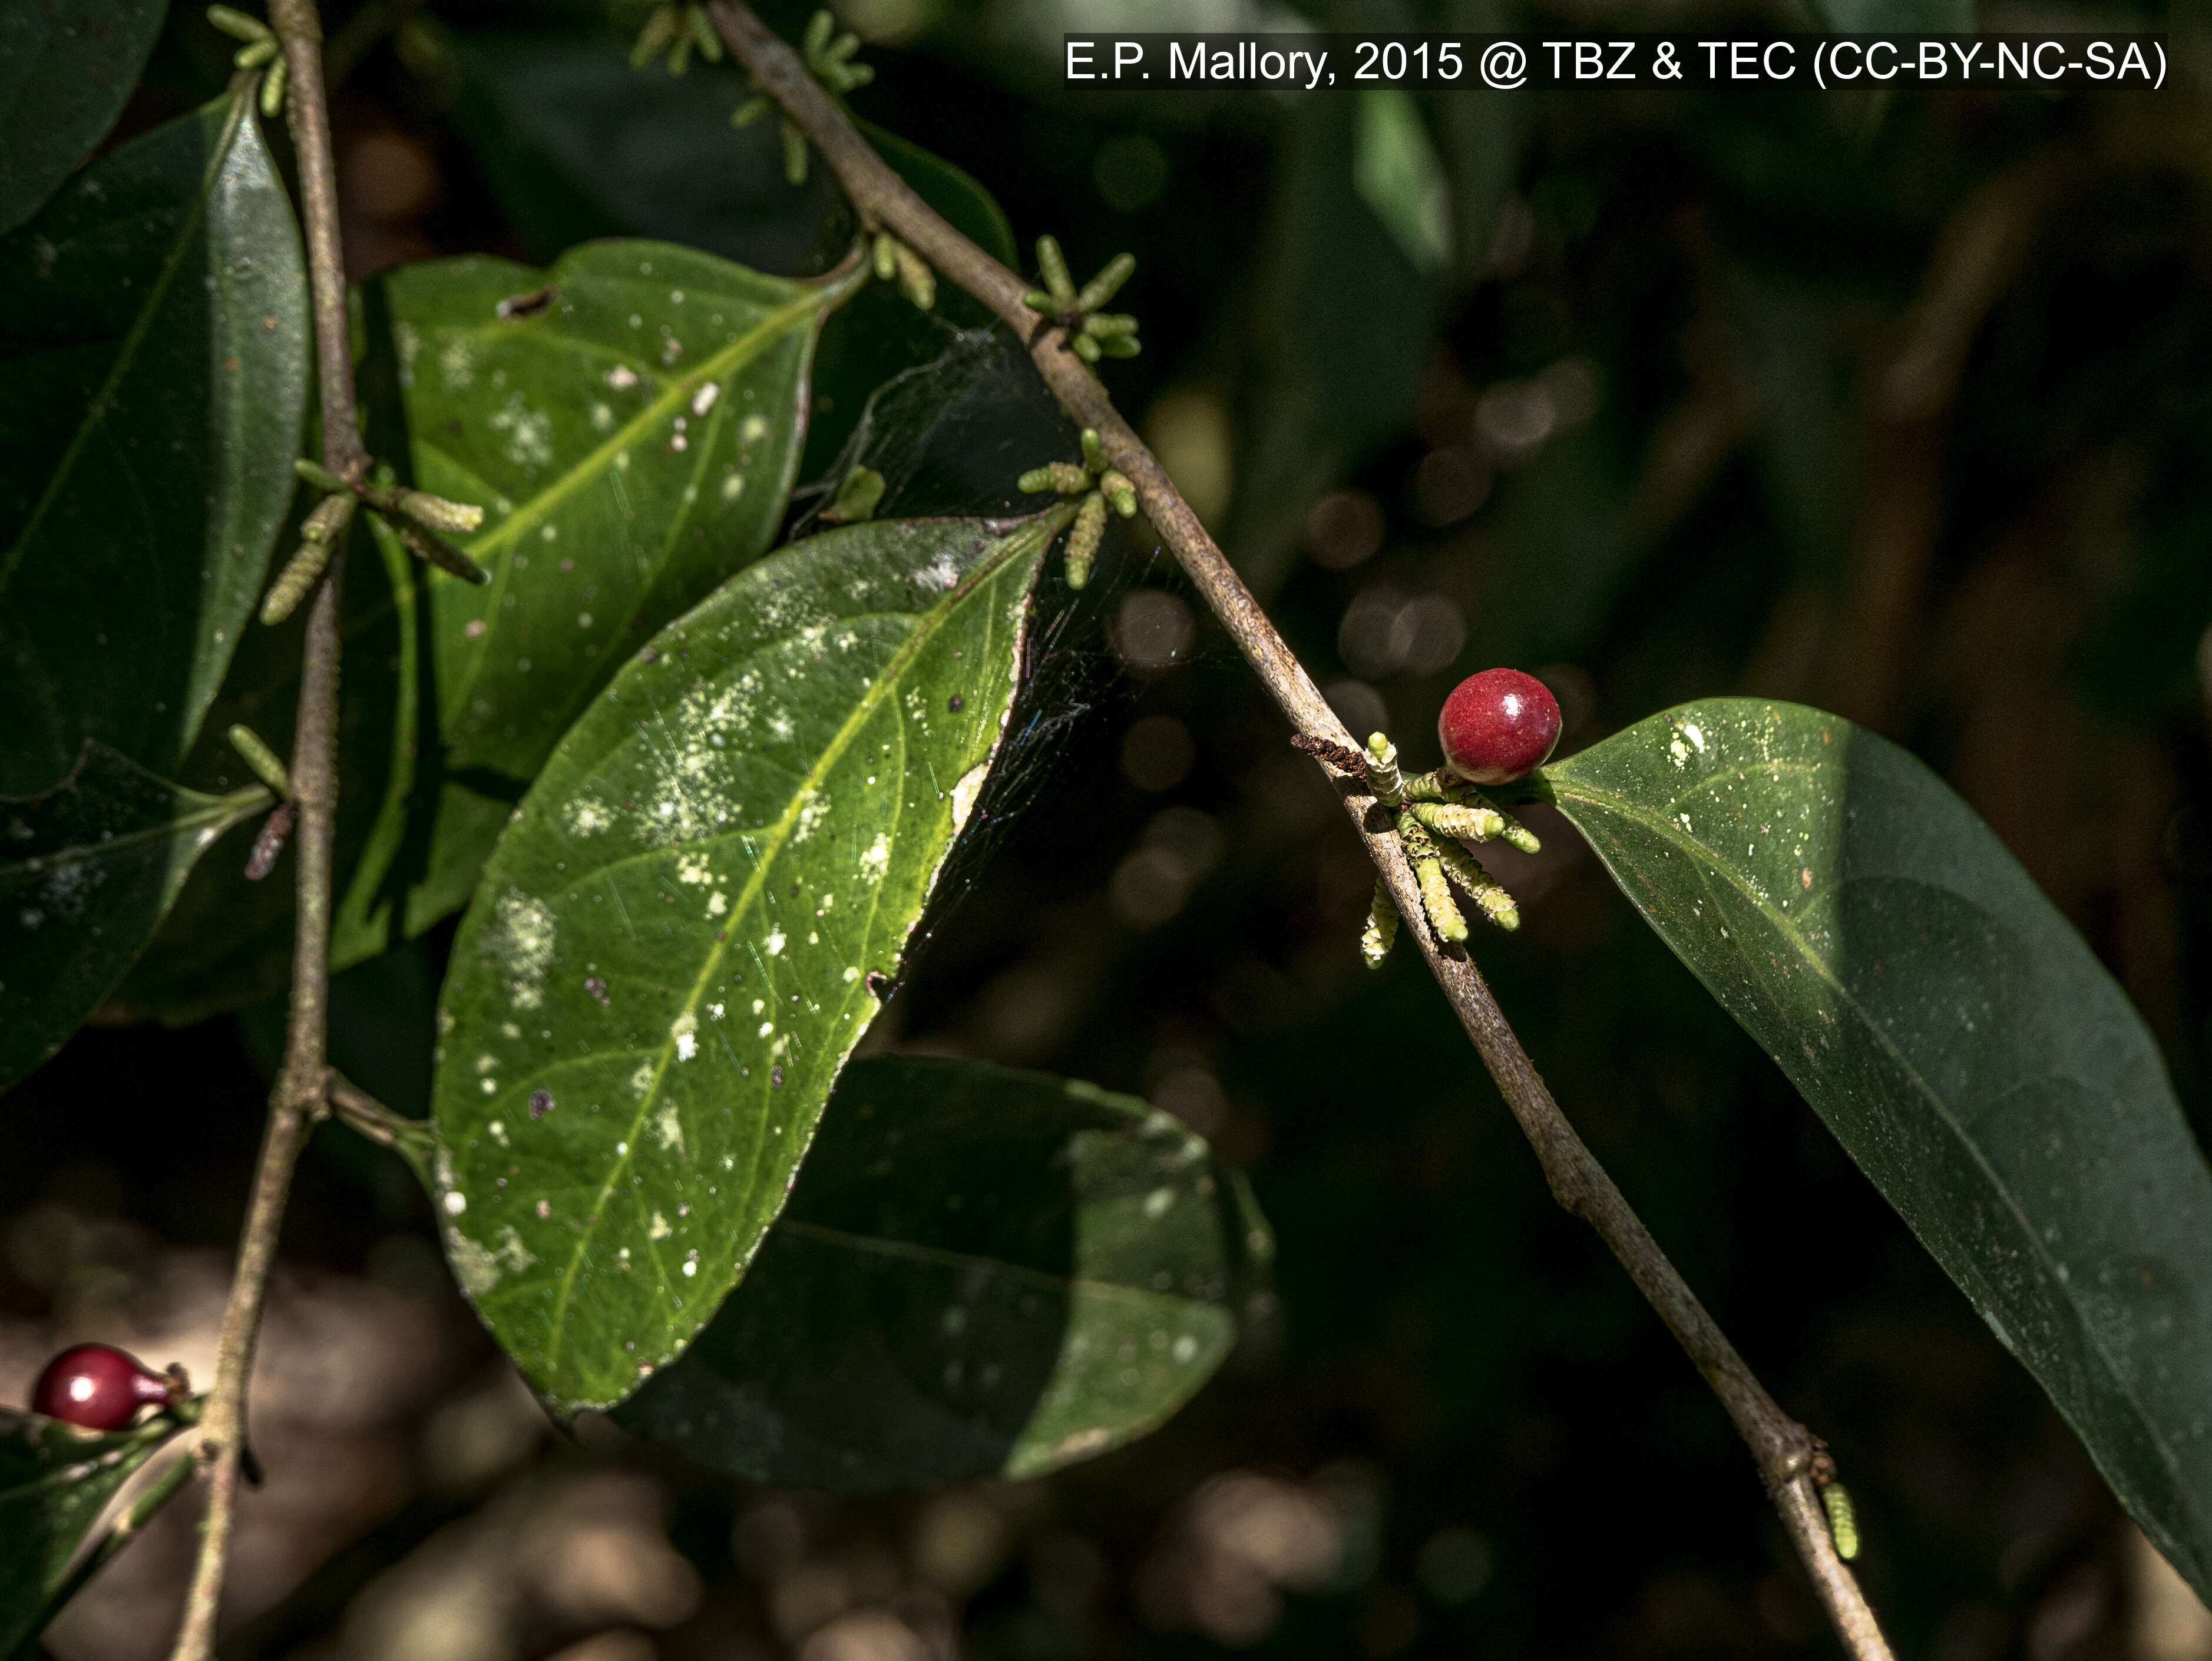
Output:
top-left (1438, 669), bottom-right (1562, 785)
top-left (31, 1344), bottom-right (175, 1431)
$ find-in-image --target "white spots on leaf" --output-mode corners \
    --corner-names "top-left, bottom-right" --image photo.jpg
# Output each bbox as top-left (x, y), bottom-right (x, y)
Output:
top-left (606, 364), bottom-right (639, 391)
top-left (918, 551), bottom-right (960, 592)
top-left (690, 382), bottom-right (720, 418)
top-left (655, 1102), bottom-right (686, 1152)
top-left (765, 930), bottom-right (786, 955)
top-left (739, 413), bottom-right (768, 444)
top-left (590, 402), bottom-right (614, 432)
top-left (438, 339), bottom-right (475, 389)
top-left (488, 394), bottom-right (554, 469)
top-left (629, 1060), bottom-right (655, 1098)
top-left (707, 891), bottom-right (728, 917)
top-left (649, 1210), bottom-right (673, 1241)
top-left (672, 1011), bottom-right (698, 1061)
top-left (488, 1121), bottom-right (508, 1147)
top-left (448, 1231), bottom-right (497, 1295)
top-left (794, 790), bottom-right (829, 842)
top-left (676, 852), bottom-right (712, 885)
top-left (721, 471), bottom-right (745, 501)
top-left (568, 798), bottom-right (611, 836)
top-left (444, 1190), bottom-right (468, 1216)
top-left (842, 967), bottom-right (859, 983)
top-left (859, 832), bottom-right (890, 879)
top-left (489, 888), bottom-right (557, 1011)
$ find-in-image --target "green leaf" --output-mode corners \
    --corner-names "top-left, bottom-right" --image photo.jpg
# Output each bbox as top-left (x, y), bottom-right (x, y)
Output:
top-left (432, 509), bottom-right (1069, 1413)
top-left (1544, 698), bottom-right (2212, 1601)
top-left (614, 1056), bottom-right (1270, 1488)
top-left (0, 92), bottom-right (308, 796)
top-left (1353, 90), bottom-right (1450, 277)
top-left (0, 1405), bottom-right (191, 1657)
top-left (0, 743), bottom-right (269, 1088)
top-left (0, 1), bottom-right (167, 235)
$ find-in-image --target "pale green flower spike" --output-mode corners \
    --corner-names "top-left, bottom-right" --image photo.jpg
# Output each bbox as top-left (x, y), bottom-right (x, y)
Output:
top-left (732, 94), bottom-right (769, 127)
top-left (1072, 333), bottom-right (1102, 363)
top-left (234, 38), bottom-right (277, 70)
top-left (1410, 799), bottom-right (1508, 842)
top-left (1364, 732), bottom-right (1405, 805)
top-left (1398, 813), bottom-right (1469, 945)
top-left (1019, 462), bottom-right (1092, 495)
top-left (1036, 236), bottom-right (1077, 309)
top-left (259, 52), bottom-right (286, 116)
top-left (1076, 252), bottom-right (1135, 313)
top-left (261, 492), bottom-right (354, 625)
top-left (1465, 785), bottom-right (1542, 853)
top-left (394, 486), bottom-right (485, 536)
top-left (1432, 838), bottom-right (1519, 932)
top-left (689, 5), bottom-right (723, 61)
top-left (1097, 469), bottom-right (1137, 518)
top-left (227, 725), bottom-right (292, 797)
top-left (799, 11), bottom-right (873, 92)
top-left (891, 240), bottom-right (934, 309)
top-left (1081, 429), bottom-right (1107, 472)
top-left (289, 458), bottom-right (488, 588)
top-left (1361, 878), bottom-right (1398, 968)
top-left (821, 465), bottom-right (885, 524)
top-left (1065, 492), bottom-right (1107, 590)
top-left (782, 119), bottom-right (808, 184)
top-left (872, 232), bottom-right (898, 282)
top-left (207, 6), bottom-right (271, 44)
top-left (1821, 1484), bottom-right (1860, 1561)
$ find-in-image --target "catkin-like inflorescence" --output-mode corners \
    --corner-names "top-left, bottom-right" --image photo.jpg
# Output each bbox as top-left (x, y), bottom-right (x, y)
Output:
top-left (1464, 785), bottom-right (1542, 853)
top-left (1036, 235), bottom-right (1077, 308)
top-left (382, 512), bottom-right (489, 585)
top-left (1097, 469), bottom-right (1138, 518)
top-left (1361, 879), bottom-right (1399, 968)
top-left (260, 492), bottom-right (355, 625)
top-left (872, 232), bottom-right (898, 282)
top-left (1018, 461), bottom-right (1093, 496)
top-left (226, 725), bottom-right (292, 798)
top-left (1432, 839), bottom-right (1520, 932)
top-left (1364, 732), bottom-right (1405, 806)
top-left (207, 5), bottom-right (273, 43)
top-left (1076, 252), bottom-right (1136, 313)
top-left (1410, 799), bottom-right (1507, 842)
top-left (1397, 813), bottom-right (1468, 944)
top-left (1820, 1483), bottom-right (1860, 1560)
top-left (891, 240), bottom-right (935, 310)
top-left (1064, 492), bottom-right (1107, 590)
top-left (781, 118), bottom-right (808, 185)
top-left (395, 487), bottom-right (485, 535)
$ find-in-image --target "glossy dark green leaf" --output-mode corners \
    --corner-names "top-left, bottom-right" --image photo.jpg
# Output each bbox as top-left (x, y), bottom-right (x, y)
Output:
top-left (0, 743), bottom-right (268, 1087)
top-left (445, 31), bottom-right (847, 273)
top-left (0, 92), bottom-right (308, 796)
top-left (0, 1405), bottom-right (190, 1656)
top-left (1545, 698), bottom-right (2212, 1600)
top-left (0, 0), bottom-right (167, 236)
top-left (432, 509), bottom-right (1069, 1412)
top-left (614, 1056), bottom-right (1269, 1488)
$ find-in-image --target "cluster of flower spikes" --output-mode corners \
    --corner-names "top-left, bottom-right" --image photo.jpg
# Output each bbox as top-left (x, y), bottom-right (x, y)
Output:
top-left (729, 11), bottom-right (872, 186)
top-left (1346, 669), bottom-right (1561, 965)
top-left (1023, 235), bottom-right (1141, 364)
top-left (206, 6), bottom-right (290, 118)
top-left (1019, 426), bottom-right (1139, 590)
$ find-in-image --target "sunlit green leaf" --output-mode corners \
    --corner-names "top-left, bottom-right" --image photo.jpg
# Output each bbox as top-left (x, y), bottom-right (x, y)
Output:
top-left (0, 1405), bottom-right (191, 1657)
top-left (615, 1056), bottom-right (1271, 1488)
top-left (1353, 90), bottom-right (1450, 277)
top-left (0, 744), bottom-right (269, 1088)
top-left (432, 509), bottom-right (1069, 1412)
top-left (0, 1), bottom-right (167, 235)
top-left (0, 92), bottom-right (308, 796)
top-left (1545, 698), bottom-right (2212, 1601)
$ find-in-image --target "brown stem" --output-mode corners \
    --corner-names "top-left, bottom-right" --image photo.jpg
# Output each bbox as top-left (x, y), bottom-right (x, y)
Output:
top-left (167, 6), bottom-right (354, 1656)
top-left (706, 6), bottom-right (1892, 1655)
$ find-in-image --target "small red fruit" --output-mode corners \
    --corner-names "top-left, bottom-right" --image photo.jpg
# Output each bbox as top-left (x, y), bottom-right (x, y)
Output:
top-left (31, 1344), bottom-right (176, 1431)
top-left (1439, 669), bottom-right (1562, 785)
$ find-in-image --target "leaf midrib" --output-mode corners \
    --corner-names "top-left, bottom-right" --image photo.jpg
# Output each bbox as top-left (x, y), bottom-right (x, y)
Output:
top-left (1, 785), bottom-right (268, 879)
top-left (538, 512), bottom-right (1064, 1391)
top-left (444, 273), bottom-right (856, 723)
top-left (1552, 762), bottom-right (2201, 1534)
top-left (0, 96), bottom-right (247, 597)
top-left (776, 1216), bottom-right (1220, 1309)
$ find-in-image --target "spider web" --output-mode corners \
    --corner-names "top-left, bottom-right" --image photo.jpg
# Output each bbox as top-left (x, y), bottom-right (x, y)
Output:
top-left (789, 325), bottom-right (1190, 985)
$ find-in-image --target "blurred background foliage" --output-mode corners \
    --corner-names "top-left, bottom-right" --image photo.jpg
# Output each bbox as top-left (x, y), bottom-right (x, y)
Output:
top-left (7, 0), bottom-right (2212, 1657)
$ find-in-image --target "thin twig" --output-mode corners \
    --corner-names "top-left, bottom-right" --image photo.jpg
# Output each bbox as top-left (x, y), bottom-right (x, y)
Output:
top-left (326, 1070), bottom-right (438, 1187)
top-left (705, 8), bottom-right (1892, 1655)
top-left (168, 5), bottom-right (357, 1655)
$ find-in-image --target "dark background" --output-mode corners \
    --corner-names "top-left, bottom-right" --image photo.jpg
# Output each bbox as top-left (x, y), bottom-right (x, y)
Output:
top-left (6, 1), bottom-right (2211, 1658)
